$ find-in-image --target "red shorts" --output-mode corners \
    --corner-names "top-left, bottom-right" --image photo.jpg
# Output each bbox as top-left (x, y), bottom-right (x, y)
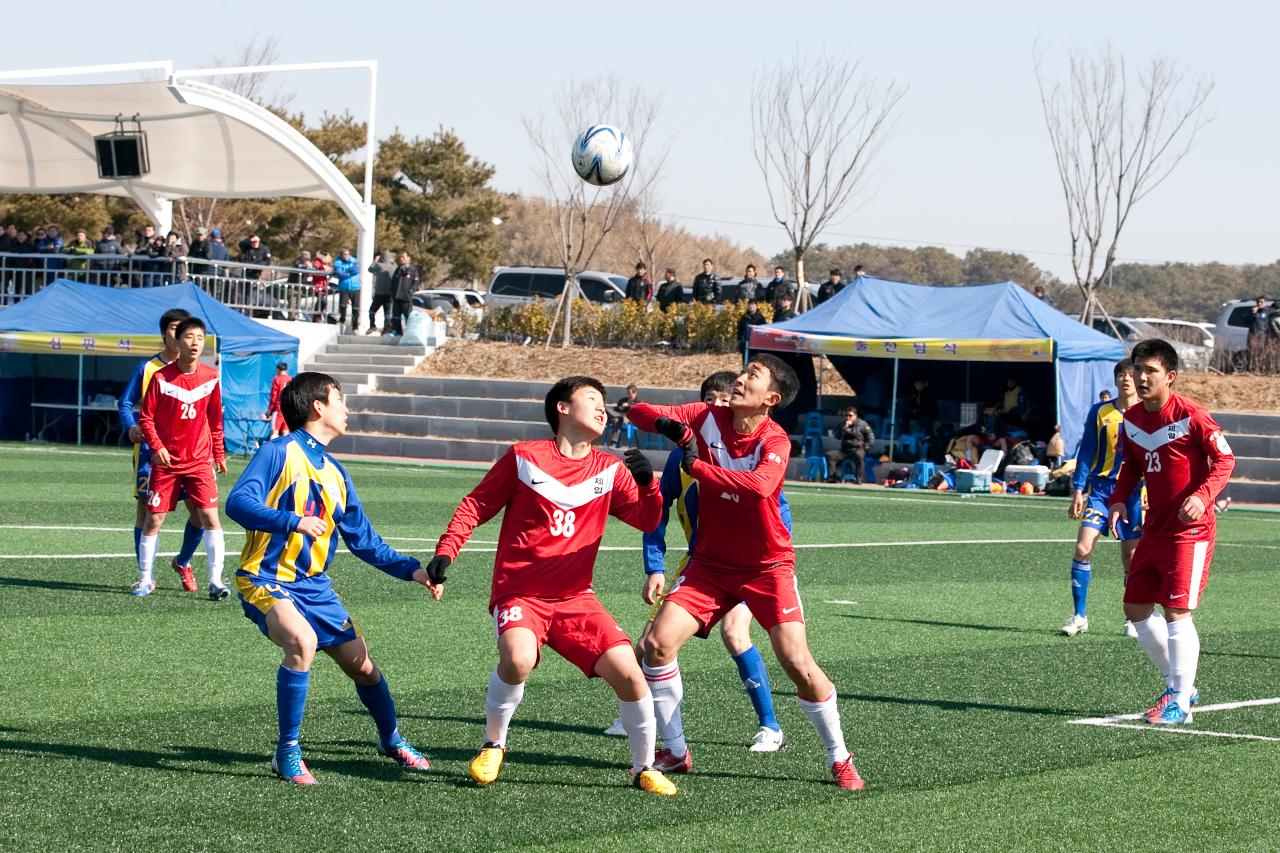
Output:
top-left (272, 411), bottom-right (288, 433)
top-left (148, 463), bottom-right (219, 513)
top-left (1124, 537), bottom-right (1215, 610)
top-left (662, 558), bottom-right (804, 638)
top-left (492, 593), bottom-right (630, 678)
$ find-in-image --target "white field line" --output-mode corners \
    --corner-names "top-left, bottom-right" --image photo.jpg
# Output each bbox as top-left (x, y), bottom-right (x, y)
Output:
top-left (1068, 697), bottom-right (1280, 743)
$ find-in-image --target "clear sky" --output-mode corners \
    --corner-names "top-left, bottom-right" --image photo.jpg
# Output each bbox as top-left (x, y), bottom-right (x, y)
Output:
top-left (5, 0), bottom-right (1277, 280)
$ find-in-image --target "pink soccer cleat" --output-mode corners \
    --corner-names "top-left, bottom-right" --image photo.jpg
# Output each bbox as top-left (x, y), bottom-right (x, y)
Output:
top-left (831, 755), bottom-right (865, 791)
top-left (653, 746), bottom-right (693, 774)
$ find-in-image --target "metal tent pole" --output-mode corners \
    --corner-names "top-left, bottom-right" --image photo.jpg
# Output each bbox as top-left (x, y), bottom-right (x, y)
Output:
top-left (888, 356), bottom-right (899, 459)
top-left (76, 353), bottom-right (84, 446)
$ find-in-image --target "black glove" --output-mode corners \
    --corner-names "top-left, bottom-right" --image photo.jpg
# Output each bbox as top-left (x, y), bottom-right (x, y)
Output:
top-left (653, 416), bottom-right (690, 444)
top-left (623, 448), bottom-right (653, 487)
top-left (425, 555), bottom-right (451, 585)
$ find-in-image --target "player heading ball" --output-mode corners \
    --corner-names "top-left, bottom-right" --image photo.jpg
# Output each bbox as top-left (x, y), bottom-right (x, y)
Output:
top-left (429, 375), bottom-right (679, 796)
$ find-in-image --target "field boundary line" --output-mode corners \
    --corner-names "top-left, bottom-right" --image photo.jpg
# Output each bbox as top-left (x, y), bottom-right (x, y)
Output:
top-left (1068, 697), bottom-right (1280, 743)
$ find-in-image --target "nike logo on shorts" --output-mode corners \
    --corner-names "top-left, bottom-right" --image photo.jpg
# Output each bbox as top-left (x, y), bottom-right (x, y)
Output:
top-left (782, 606), bottom-right (799, 615)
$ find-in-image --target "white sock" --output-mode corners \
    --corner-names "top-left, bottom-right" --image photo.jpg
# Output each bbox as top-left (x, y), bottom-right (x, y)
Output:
top-left (1132, 613), bottom-right (1173, 689)
top-left (204, 528), bottom-right (225, 587)
top-left (618, 693), bottom-right (656, 773)
top-left (1165, 617), bottom-right (1200, 709)
top-left (484, 671), bottom-right (525, 747)
top-left (797, 692), bottom-right (849, 764)
top-left (138, 533), bottom-right (159, 583)
top-left (642, 660), bottom-right (686, 756)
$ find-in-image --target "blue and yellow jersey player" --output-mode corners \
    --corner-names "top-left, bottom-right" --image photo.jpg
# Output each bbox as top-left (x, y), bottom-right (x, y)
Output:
top-left (117, 308), bottom-right (206, 593)
top-left (604, 371), bottom-right (793, 752)
top-left (1060, 357), bottom-right (1144, 637)
top-left (226, 371), bottom-right (442, 786)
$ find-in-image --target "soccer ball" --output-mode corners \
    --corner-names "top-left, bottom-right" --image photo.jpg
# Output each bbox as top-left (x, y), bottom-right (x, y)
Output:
top-left (570, 124), bottom-right (633, 186)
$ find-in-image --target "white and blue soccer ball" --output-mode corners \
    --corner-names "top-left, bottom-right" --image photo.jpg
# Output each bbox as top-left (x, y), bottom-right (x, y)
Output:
top-left (570, 124), bottom-right (634, 187)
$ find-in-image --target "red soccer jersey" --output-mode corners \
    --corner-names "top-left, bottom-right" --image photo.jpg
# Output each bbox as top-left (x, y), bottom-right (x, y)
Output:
top-left (139, 361), bottom-right (226, 470)
top-left (435, 439), bottom-right (662, 609)
top-left (1111, 392), bottom-right (1234, 541)
top-left (265, 373), bottom-right (289, 416)
top-left (628, 402), bottom-right (793, 572)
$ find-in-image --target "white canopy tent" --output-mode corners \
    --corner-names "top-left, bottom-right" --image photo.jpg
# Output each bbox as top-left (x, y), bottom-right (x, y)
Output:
top-left (0, 60), bottom-right (378, 309)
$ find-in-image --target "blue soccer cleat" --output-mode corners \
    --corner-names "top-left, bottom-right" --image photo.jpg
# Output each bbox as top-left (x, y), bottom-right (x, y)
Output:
top-left (131, 578), bottom-right (156, 597)
top-left (1144, 689), bottom-right (1201, 723)
top-left (208, 583), bottom-right (230, 601)
top-left (271, 748), bottom-right (318, 785)
top-left (1150, 700), bottom-right (1194, 726)
top-left (378, 733), bottom-right (430, 771)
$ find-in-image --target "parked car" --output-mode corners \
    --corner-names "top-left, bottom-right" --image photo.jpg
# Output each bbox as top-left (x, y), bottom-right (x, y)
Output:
top-left (1091, 316), bottom-right (1214, 371)
top-left (412, 287), bottom-right (486, 316)
top-left (484, 266), bottom-right (627, 308)
top-left (1213, 298), bottom-right (1274, 368)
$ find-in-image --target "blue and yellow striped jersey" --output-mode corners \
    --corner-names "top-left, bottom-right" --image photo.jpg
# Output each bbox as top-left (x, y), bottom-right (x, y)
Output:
top-left (226, 430), bottom-right (418, 583)
top-left (1072, 400), bottom-right (1128, 491)
top-left (119, 353), bottom-right (166, 432)
top-left (642, 448), bottom-right (792, 574)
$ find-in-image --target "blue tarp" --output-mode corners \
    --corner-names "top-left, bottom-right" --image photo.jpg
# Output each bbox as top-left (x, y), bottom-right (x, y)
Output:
top-left (759, 277), bottom-right (1126, 456)
top-left (0, 280), bottom-right (298, 452)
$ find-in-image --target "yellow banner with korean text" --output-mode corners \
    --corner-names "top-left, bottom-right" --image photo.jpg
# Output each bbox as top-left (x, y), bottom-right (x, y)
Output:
top-left (0, 331), bottom-right (216, 357)
top-left (749, 327), bottom-right (1054, 362)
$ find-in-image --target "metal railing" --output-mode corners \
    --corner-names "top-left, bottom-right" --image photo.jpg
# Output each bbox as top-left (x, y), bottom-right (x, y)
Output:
top-left (0, 251), bottom-right (350, 322)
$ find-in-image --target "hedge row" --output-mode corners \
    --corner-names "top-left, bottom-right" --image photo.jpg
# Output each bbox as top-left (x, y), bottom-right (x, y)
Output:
top-left (475, 299), bottom-right (776, 351)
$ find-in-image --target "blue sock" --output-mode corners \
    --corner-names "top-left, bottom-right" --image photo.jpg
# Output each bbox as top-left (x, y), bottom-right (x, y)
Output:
top-left (176, 521), bottom-right (203, 566)
top-left (276, 666), bottom-right (310, 755)
top-left (732, 646), bottom-right (779, 731)
top-left (133, 527), bottom-right (142, 561)
top-left (1071, 560), bottom-right (1092, 618)
top-left (355, 674), bottom-right (399, 748)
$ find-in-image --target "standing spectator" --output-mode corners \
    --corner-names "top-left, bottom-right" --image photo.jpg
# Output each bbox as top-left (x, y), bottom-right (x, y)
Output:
top-left (63, 228), bottom-right (95, 277)
top-left (94, 226), bottom-right (124, 282)
top-left (7, 230), bottom-right (35, 295)
top-left (164, 230), bottom-right (186, 281)
top-left (239, 234), bottom-right (271, 280)
top-left (207, 228), bottom-right (229, 265)
top-left (737, 298), bottom-right (768, 359)
top-left (903, 378), bottom-right (938, 435)
top-left (367, 249), bottom-right (396, 334)
top-left (816, 269), bottom-right (843, 304)
top-left (736, 264), bottom-right (760, 303)
top-left (852, 264), bottom-right (866, 279)
top-left (333, 247), bottom-right (362, 331)
top-left (312, 251), bottom-right (334, 322)
top-left (625, 261), bottom-right (650, 302)
top-left (655, 267), bottom-right (684, 312)
top-left (36, 225), bottom-right (64, 278)
top-left (764, 265), bottom-right (791, 311)
top-left (773, 293), bottom-right (796, 322)
top-left (692, 258), bottom-right (719, 304)
top-left (264, 362), bottom-right (292, 439)
top-left (999, 375), bottom-right (1028, 425)
top-left (187, 227), bottom-right (210, 274)
top-left (0, 223), bottom-right (15, 253)
top-left (390, 250), bottom-right (420, 336)
top-left (1033, 284), bottom-right (1054, 306)
top-left (1247, 295), bottom-right (1272, 370)
top-left (825, 407), bottom-right (875, 484)
top-left (605, 384), bottom-right (640, 447)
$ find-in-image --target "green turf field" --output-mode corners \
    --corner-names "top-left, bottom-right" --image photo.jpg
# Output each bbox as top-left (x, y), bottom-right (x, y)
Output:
top-left (1, 442), bottom-right (1277, 851)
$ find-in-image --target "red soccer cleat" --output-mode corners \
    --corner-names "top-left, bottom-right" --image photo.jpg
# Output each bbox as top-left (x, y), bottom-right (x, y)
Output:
top-left (831, 755), bottom-right (865, 791)
top-left (653, 746), bottom-right (693, 774)
top-left (172, 559), bottom-right (197, 592)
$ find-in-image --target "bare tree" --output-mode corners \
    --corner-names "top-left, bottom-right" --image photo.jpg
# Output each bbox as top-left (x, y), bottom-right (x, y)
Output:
top-left (1035, 45), bottom-right (1213, 327)
top-left (523, 76), bottom-right (665, 346)
top-left (751, 51), bottom-right (905, 311)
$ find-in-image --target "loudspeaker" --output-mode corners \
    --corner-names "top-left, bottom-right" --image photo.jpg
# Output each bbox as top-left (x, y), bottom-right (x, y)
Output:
top-left (94, 132), bottom-right (150, 179)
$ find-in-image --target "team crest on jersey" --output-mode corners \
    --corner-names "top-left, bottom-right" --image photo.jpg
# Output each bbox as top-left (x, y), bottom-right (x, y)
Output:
top-left (766, 452), bottom-right (783, 464)
top-left (1211, 430), bottom-right (1232, 455)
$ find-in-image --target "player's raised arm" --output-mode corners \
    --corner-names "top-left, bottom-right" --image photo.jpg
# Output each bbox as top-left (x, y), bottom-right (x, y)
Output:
top-left (627, 401), bottom-right (709, 434)
top-left (226, 442), bottom-right (301, 535)
top-left (434, 446), bottom-right (519, 561)
top-left (609, 449), bottom-right (663, 533)
top-left (334, 464), bottom-right (421, 581)
top-left (689, 431), bottom-right (790, 501)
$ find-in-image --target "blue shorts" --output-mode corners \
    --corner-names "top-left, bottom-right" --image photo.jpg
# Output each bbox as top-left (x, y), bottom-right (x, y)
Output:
top-left (134, 443), bottom-right (187, 502)
top-left (1081, 477), bottom-right (1143, 541)
top-left (236, 573), bottom-right (360, 650)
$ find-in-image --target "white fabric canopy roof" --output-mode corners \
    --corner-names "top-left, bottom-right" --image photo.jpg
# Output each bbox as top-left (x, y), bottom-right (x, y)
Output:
top-left (0, 79), bottom-right (362, 218)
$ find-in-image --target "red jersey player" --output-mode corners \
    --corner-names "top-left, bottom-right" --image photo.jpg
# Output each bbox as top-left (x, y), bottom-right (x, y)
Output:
top-left (627, 354), bottom-right (865, 791)
top-left (1108, 339), bottom-right (1235, 726)
top-left (426, 376), bottom-right (679, 797)
top-left (137, 317), bottom-right (230, 600)
top-left (264, 362), bottom-right (291, 439)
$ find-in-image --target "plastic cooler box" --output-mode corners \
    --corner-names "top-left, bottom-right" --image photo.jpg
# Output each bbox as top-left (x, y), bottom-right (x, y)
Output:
top-left (955, 469), bottom-right (991, 493)
top-left (1004, 464), bottom-right (1050, 490)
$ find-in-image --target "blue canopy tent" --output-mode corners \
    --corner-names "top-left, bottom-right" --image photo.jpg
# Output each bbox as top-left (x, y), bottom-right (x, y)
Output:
top-left (0, 280), bottom-right (298, 452)
top-left (749, 276), bottom-right (1126, 456)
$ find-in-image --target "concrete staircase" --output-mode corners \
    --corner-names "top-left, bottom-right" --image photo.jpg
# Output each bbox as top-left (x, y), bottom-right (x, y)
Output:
top-left (302, 334), bottom-right (432, 395)
top-left (330, 375), bottom-right (692, 463)
top-left (1214, 412), bottom-right (1280, 506)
